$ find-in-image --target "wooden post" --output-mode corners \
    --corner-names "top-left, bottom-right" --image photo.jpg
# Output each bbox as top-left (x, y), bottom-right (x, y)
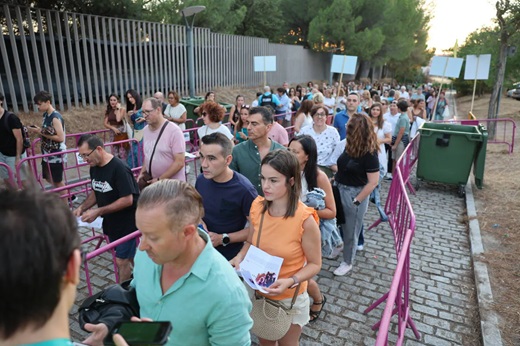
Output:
top-left (431, 58), bottom-right (449, 120)
top-left (470, 55), bottom-right (480, 114)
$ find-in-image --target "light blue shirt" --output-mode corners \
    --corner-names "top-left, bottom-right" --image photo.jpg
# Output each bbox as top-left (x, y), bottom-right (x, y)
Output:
top-left (22, 339), bottom-right (72, 346)
top-left (132, 230), bottom-right (253, 346)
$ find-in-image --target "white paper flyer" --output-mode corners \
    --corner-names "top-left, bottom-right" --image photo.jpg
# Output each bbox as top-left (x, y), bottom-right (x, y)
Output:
top-left (239, 245), bottom-right (284, 293)
top-left (76, 216), bottom-right (103, 229)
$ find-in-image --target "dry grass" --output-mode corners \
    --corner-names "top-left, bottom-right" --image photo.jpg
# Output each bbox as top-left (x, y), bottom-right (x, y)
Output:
top-left (457, 93), bottom-right (520, 346)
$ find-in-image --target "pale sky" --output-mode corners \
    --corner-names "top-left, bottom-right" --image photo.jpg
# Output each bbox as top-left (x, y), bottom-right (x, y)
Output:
top-left (427, 0), bottom-right (497, 53)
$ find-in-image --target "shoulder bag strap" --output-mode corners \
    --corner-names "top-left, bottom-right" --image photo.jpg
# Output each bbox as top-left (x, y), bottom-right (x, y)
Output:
top-left (254, 211), bottom-right (301, 308)
top-left (148, 121), bottom-right (169, 177)
top-left (2, 111), bottom-right (10, 129)
top-left (255, 212), bottom-right (265, 247)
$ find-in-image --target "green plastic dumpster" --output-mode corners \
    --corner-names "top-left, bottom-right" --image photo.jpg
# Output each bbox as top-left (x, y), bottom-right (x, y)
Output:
top-left (416, 122), bottom-right (487, 197)
top-left (180, 97), bottom-right (233, 125)
top-left (472, 125), bottom-right (488, 189)
top-left (180, 97), bottom-right (205, 123)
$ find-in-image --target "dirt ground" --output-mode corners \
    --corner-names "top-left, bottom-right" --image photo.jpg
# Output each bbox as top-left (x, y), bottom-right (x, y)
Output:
top-left (456, 93), bottom-right (520, 346)
top-left (19, 86), bottom-right (264, 134)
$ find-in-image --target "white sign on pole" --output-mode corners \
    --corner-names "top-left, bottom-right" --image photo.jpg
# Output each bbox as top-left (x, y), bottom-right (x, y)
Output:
top-left (430, 56), bottom-right (464, 78)
top-left (330, 55), bottom-right (358, 74)
top-left (464, 54), bottom-right (491, 80)
top-left (254, 56), bottom-right (277, 72)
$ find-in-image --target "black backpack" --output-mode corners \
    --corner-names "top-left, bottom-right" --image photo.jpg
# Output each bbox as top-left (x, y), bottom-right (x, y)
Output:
top-left (260, 93), bottom-right (276, 112)
top-left (2, 111), bottom-right (31, 152)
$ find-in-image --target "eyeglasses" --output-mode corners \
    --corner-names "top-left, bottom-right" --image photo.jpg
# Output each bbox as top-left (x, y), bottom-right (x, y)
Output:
top-left (79, 147), bottom-right (96, 159)
top-left (142, 108), bottom-right (156, 115)
top-left (314, 112), bottom-right (327, 117)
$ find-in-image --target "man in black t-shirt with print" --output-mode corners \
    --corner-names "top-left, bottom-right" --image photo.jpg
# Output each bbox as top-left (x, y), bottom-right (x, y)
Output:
top-left (73, 134), bottom-right (139, 281)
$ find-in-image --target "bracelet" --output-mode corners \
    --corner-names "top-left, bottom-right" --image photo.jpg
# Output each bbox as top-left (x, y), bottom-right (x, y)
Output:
top-left (290, 275), bottom-right (299, 288)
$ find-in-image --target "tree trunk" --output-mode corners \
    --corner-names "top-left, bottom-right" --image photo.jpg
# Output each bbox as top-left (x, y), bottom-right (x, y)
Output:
top-left (487, 35), bottom-right (508, 139)
top-left (356, 60), bottom-right (371, 80)
top-left (372, 65), bottom-right (383, 80)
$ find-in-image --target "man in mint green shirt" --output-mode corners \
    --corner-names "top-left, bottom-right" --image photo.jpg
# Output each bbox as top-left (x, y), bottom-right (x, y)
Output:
top-left (83, 179), bottom-right (252, 346)
top-left (391, 99), bottom-right (411, 165)
top-left (230, 106), bottom-right (284, 196)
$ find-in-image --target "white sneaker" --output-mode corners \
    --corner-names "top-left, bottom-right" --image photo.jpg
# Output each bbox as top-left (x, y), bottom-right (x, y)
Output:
top-left (357, 245), bottom-right (364, 251)
top-left (333, 262), bottom-right (352, 276)
top-left (326, 245), bottom-right (343, 260)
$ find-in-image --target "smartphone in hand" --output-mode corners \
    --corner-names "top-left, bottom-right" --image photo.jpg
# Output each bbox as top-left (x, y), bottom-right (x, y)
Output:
top-left (104, 321), bottom-right (172, 346)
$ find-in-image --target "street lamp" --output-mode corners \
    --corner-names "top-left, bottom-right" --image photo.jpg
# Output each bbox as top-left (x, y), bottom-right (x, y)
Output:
top-left (181, 5), bottom-right (205, 98)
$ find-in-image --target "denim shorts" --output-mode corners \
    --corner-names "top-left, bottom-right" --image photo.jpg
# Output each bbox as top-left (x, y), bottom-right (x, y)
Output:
top-left (107, 234), bottom-right (137, 260)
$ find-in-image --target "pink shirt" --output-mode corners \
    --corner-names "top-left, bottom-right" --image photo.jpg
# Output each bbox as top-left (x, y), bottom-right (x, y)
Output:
top-left (268, 122), bottom-right (289, 146)
top-left (143, 121), bottom-right (186, 181)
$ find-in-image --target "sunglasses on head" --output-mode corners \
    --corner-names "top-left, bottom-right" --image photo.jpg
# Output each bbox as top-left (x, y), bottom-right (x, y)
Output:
top-left (241, 105), bottom-right (250, 109)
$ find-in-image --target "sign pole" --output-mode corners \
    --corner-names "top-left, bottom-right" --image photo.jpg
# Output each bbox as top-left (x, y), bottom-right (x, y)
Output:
top-left (334, 56), bottom-right (347, 116)
top-left (470, 55), bottom-right (480, 114)
top-left (263, 57), bottom-right (267, 87)
top-left (432, 58), bottom-right (449, 119)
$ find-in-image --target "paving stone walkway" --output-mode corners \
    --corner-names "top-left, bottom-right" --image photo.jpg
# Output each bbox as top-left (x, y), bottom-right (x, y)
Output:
top-left (69, 156), bottom-right (482, 346)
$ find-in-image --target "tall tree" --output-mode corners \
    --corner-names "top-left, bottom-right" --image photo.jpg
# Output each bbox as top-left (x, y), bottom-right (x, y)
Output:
top-left (488, 0), bottom-right (520, 125)
top-left (234, 0), bottom-right (286, 42)
top-left (279, 0), bottom-right (333, 47)
top-left (145, 0), bottom-right (246, 33)
top-left (307, 0), bottom-right (385, 77)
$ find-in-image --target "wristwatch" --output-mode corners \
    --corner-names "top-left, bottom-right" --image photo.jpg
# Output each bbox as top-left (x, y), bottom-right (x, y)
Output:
top-left (222, 233), bottom-right (230, 246)
top-left (353, 198), bottom-right (361, 206)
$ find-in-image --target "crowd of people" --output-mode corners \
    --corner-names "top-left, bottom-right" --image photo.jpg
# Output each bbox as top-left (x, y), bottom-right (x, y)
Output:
top-left (0, 79), bottom-right (449, 345)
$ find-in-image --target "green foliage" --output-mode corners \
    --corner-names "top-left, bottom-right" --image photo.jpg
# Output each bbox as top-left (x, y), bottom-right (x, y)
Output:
top-left (452, 25), bottom-right (520, 96)
top-left (306, 0), bottom-right (431, 79)
top-left (234, 0), bottom-right (285, 42)
top-left (279, 0), bottom-right (332, 46)
top-left (7, 0), bottom-right (434, 80)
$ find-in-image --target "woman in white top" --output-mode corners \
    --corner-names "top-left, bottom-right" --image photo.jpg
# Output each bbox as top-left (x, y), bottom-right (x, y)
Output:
top-left (298, 105), bottom-right (340, 178)
top-left (288, 134), bottom-right (341, 322)
top-left (196, 101), bottom-right (233, 144)
top-left (293, 99), bottom-right (314, 134)
top-left (369, 102), bottom-right (392, 176)
top-left (164, 91), bottom-right (187, 130)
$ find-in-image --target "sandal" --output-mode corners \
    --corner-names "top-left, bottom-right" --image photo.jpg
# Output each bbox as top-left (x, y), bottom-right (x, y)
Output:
top-left (309, 295), bottom-right (327, 323)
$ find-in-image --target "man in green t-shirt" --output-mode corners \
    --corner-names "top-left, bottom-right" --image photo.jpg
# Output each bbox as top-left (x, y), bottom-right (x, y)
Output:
top-left (229, 106), bottom-right (285, 196)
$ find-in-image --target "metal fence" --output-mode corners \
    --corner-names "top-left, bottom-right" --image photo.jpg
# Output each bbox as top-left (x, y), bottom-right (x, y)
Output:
top-left (1, 4), bottom-right (331, 113)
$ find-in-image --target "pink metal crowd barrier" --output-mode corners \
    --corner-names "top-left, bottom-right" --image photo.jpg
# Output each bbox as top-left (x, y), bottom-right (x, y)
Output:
top-left (28, 128), bottom-right (111, 157)
top-left (395, 134), bottom-right (421, 195)
top-left (362, 133), bottom-right (421, 345)
top-left (0, 162), bottom-right (17, 188)
top-left (83, 230), bottom-right (141, 296)
top-left (434, 117), bottom-right (516, 154)
top-left (15, 138), bottom-right (142, 192)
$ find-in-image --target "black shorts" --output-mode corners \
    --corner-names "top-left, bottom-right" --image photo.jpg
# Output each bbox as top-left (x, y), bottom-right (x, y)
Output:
top-left (41, 161), bottom-right (64, 183)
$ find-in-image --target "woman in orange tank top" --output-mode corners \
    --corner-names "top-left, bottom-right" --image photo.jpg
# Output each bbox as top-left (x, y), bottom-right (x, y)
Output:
top-left (230, 149), bottom-right (322, 345)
